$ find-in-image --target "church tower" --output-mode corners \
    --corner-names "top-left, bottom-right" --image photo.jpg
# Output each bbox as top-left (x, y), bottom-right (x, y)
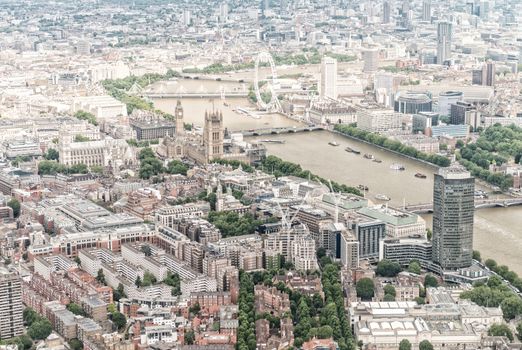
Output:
top-left (203, 110), bottom-right (224, 162)
top-left (175, 100), bottom-right (184, 137)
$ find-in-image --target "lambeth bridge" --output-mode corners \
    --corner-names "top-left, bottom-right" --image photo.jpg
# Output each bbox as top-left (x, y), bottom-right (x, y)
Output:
top-left (405, 198), bottom-right (522, 214)
top-left (234, 126), bottom-right (324, 136)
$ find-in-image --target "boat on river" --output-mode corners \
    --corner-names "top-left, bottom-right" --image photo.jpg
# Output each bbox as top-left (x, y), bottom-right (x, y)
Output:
top-left (390, 163), bottom-right (406, 171)
top-left (358, 185), bottom-right (369, 191)
top-left (260, 139), bottom-right (286, 144)
top-left (363, 154), bottom-right (375, 160)
top-left (373, 159), bottom-right (382, 163)
top-left (345, 146), bottom-right (361, 154)
top-left (329, 141), bottom-right (340, 146)
top-left (375, 194), bottom-right (391, 201)
top-left (415, 173), bottom-right (427, 179)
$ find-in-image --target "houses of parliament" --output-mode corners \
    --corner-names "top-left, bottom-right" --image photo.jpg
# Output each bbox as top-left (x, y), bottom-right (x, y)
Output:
top-left (158, 101), bottom-right (266, 165)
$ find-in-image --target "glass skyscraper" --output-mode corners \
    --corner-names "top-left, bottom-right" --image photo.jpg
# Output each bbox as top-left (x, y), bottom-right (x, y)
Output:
top-left (432, 165), bottom-right (475, 270)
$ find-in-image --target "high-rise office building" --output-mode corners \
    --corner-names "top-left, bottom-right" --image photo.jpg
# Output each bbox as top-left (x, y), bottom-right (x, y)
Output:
top-left (0, 267), bottom-right (23, 340)
top-left (482, 61), bottom-right (495, 86)
top-left (432, 165), bottom-right (475, 270)
top-left (450, 101), bottom-right (474, 125)
top-left (472, 61), bottom-right (495, 86)
top-left (382, 0), bottom-right (391, 24)
top-left (436, 21), bottom-right (452, 65)
top-left (320, 56), bottom-right (338, 100)
top-left (422, 0), bottom-right (431, 22)
top-left (362, 49), bottom-right (379, 73)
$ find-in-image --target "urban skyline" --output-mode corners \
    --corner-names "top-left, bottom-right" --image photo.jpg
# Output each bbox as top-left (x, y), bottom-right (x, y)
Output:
top-left (0, 0), bottom-right (521, 350)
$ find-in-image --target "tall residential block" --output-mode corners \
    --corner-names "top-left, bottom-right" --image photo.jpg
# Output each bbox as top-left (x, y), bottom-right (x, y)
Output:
top-left (432, 165), bottom-right (475, 270)
top-left (0, 267), bottom-right (24, 339)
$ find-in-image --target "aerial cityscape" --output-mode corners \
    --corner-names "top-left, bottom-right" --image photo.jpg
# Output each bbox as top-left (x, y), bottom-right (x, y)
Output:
top-left (0, 0), bottom-right (522, 349)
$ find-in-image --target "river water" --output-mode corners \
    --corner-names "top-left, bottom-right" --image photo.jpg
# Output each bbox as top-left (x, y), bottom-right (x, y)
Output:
top-left (152, 80), bottom-right (522, 275)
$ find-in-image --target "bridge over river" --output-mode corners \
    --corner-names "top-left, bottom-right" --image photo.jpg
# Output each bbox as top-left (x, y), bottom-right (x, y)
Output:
top-left (405, 198), bottom-right (522, 213)
top-left (144, 91), bottom-right (248, 99)
top-left (233, 126), bottom-right (324, 136)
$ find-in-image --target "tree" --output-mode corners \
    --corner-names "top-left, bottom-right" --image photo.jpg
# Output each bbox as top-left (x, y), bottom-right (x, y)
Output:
top-left (399, 339), bottom-right (412, 350)
top-left (107, 303), bottom-right (117, 314)
top-left (7, 198), bottom-right (21, 218)
top-left (67, 303), bottom-right (85, 316)
top-left (28, 318), bottom-right (52, 340)
top-left (472, 250), bottom-right (482, 262)
top-left (356, 278), bottom-right (375, 300)
top-left (74, 256), bottom-right (81, 266)
top-left (484, 259), bottom-right (497, 270)
top-left (185, 330), bottom-right (195, 345)
top-left (415, 297), bottom-right (425, 305)
top-left (165, 272), bottom-right (181, 296)
top-left (419, 340), bottom-right (434, 350)
top-left (488, 323), bottom-right (514, 341)
top-left (96, 268), bottom-right (106, 285)
top-left (383, 294), bottom-right (395, 301)
top-left (68, 339), bottom-right (83, 350)
top-left (135, 275), bottom-right (142, 287)
top-left (91, 165), bottom-right (103, 174)
top-left (45, 148), bottom-right (59, 161)
top-left (500, 296), bottom-right (522, 320)
top-left (317, 325), bottom-right (333, 339)
top-left (384, 285), bottom-right (396, 297)
top-left (424, 274), bottom-right (438, 288)
top-left (17, 335), bottom-right (33, 350)
top-left (141, 245), bottom-right (152, 257)
top-left (487, 275), bottom-right (503, 288)
top-left (317, 247), bottom-right (326, 259)
top-left (139, 147), bottom-right (156, 160)
top-left (189, 302), bottom-right (201, 315)
top-left (112, 311), bottom-right (127, 330)
top-left (167, 160), bottom-right (188, 175)
top-left (376, 259), bottom-right (402, 277)
top-left (23, 308), bottom-right (38, 326)
top-left (408, 261), bottom-right (421, 275)
top-left (142, 271), bottom-right (157, 287)
top-left (74, 134), bottom-right (90, 142)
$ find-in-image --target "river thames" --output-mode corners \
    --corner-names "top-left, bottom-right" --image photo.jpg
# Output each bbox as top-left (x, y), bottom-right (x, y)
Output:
top-left (153, 81), bottom-right (522, 275)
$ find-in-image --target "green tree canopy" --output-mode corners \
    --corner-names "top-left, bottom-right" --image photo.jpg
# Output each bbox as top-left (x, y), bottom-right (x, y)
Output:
top-left (424, 274), bottom-right (438, 288)
top-left (408, 261), bottom-right (421, 275)
top-left (399, 339), bottom-right (412, 350)
top-left (96, 268), bottom-right (106, 285)
top-left (185, 330), bottom-right (195, 345)
top-left (66, 303), bottom-right (85, 316)
top-left (356, 278), bottom-right (375, 300)
top-left (68, 339), bottom-right (83, 350)
top-left (500, 296), bottom-right (522, 320)
top-left (376, 259), bottom-right (402, 277)
top-left (488, 323), bottom-right (514, 341)
top-left (7, 198), bottom-right (20, 218)
top-left (112, 311), bottom-right (127, 330)
top-left (45, 148), bottom-right (59, 161)
top-left (419, 340), bottom-right (434, 350)
top-left (28, 318), bottom-right (52, 340)
top-left (383, 285), bottom-right (396, 299)
top-left (472, 250), bottom-right (482, 262)
top-left (23, 308), bottom-right (38, 326)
